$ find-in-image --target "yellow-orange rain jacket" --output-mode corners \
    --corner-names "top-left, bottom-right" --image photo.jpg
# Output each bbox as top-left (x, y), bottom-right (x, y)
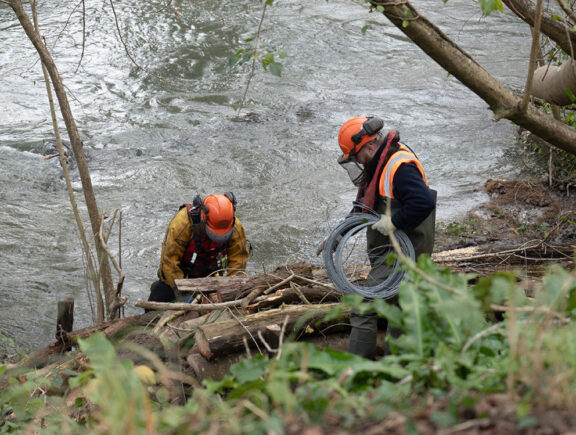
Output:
top-left (157, 207), bottom-right (249, 288)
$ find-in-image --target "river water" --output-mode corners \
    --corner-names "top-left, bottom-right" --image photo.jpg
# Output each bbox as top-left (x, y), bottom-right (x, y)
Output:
top-left (0, 0), bottom-right (530, 356)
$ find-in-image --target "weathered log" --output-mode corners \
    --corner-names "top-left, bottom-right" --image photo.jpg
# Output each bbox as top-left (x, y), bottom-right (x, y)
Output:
top-left (56, 298), bottom-right (74, 349)
top-left (247, 286), bottom-right (341, 310)
top-left (21, 313), bottom-right (156, 369)
top-left (175, 262), bottom-right (314, 301)
top-left (186, 334), bottom-right (352, 382)
top-left (192, 303), bottom-right (350, 360)
top-left (158, 308), bottom-right (236, 343)
top-left (135, 299), bottom-right (245, 312)
top-left (432, 241), bottom-right (575, 277)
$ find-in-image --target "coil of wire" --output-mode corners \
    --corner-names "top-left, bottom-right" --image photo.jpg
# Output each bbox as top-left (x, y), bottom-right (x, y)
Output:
top-left (322, 213), bottom-right (415, 300)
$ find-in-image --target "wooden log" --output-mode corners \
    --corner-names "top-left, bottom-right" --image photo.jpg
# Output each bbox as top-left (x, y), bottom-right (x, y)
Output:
top-left (56, 298), bottom-right (74, 348)
top-left (158, 308), bottom-right (235, 343)
top-left (20, 313), bottom-right (156, 369)
top-left (175, 262), bottom-right (314, 301)
top-left (135, 299), bottom-right (244, 312)
top-left (247, 286), bottom-right (341, 310)
top-left (192, 303), bottom-right (350, 360)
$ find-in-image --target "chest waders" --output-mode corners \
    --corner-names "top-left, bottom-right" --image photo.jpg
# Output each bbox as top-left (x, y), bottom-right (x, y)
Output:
top-left (348, 146), bottom-right (436, 359)
top-left (181, 233), bottom-right (228, 278)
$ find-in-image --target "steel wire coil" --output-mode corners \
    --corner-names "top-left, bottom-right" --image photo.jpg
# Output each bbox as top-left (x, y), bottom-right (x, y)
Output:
top-left (322, 213), bottom-right (415, 299)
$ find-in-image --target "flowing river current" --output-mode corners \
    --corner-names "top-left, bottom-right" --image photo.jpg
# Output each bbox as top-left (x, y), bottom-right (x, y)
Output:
top-left (0, 0), bottom-right (531, 355)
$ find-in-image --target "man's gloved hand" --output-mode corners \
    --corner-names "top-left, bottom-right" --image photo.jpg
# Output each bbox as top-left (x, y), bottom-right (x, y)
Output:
top-left (371, 214), bottom-right (396, 236)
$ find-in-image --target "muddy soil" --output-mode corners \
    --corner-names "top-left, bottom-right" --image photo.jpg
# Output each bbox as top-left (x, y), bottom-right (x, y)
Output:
top-left (435, 177), bottom-right (576, 253)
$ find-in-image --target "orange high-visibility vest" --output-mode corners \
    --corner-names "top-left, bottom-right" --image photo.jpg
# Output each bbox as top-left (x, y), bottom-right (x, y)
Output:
top-left (378, 144), bottom-right (428, 199)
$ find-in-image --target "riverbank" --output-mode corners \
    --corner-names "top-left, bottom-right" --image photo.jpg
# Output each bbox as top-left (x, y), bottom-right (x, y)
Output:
top-left (435, 176), bottom-right (575, 253)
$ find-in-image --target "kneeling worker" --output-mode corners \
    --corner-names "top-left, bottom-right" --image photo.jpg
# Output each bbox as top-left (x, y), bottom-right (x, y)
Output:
top-left (148, 192), bottom-right (249, 303)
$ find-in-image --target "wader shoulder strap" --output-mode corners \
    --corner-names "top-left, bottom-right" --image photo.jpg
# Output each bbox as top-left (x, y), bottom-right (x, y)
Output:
top-left (356, 130), bottom-right (399, 212)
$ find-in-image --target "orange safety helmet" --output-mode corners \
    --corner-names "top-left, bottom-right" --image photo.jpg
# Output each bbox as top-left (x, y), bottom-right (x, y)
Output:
top-left (203, 194), bottom-right (235, 243)
top-left (338, 116), bottom-right (384, 159)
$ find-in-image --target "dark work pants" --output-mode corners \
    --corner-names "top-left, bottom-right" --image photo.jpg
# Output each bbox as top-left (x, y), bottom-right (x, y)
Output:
top-left (348, 195), bottom-right (436, 359)
top-left (148, 280), bottom-right (176, 303)
top-left (348, 297), bottom-right (402, 360)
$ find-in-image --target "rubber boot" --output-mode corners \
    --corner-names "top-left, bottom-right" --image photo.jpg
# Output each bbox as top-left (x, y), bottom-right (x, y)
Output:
top-left (348, 310), bottom-right (378, 360)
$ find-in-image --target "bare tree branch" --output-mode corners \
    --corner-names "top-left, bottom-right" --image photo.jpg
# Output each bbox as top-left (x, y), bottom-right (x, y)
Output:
top-left (503, 0), bottom-right (576, 57)
top-left (519, 0), bottom-right (544, 112)
top-left (108, 0), bottom-right (145, 71)
top-left (74, 0), bottom-right (86, 73)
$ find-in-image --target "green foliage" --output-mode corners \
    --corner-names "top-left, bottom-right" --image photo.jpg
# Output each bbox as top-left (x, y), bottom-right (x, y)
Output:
top-left (229, 48), bottom-right (286, 77)
top-left (2, 261), bottom-right (576, 432)
top-left (478, 0), bottom-right (505, 15)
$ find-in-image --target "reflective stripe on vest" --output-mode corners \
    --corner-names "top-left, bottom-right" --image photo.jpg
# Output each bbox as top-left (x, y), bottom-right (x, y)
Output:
top-left (379, 145), bottom-right (428, 199)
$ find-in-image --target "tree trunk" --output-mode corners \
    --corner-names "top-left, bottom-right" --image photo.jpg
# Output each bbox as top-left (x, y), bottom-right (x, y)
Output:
top-left (9, 0), bottom-right (116, 320)
top-left (371, 0), bottom-right (576, 155)
top-left (502, 0), bottom-right (576, 60)
top-left (532, 61), bottom-right (576, 106)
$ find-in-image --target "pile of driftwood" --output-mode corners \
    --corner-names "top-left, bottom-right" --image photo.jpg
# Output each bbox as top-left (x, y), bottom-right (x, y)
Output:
top-left (19, 240), bottom-right (573, 383)
top-left (22, 263), bottom-right (361, 383)
top-left (431, 241), bottom-right (574, 276)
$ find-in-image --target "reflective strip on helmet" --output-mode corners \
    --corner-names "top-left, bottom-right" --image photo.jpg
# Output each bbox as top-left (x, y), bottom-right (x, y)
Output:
top-left (379, 150), bottom-right (428, 199)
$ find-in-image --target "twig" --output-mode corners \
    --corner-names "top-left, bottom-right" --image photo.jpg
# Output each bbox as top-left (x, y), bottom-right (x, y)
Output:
top-left (519, 0), bottom-right (544, 113)
top-left (74, 0), bottom-right (86, 73)
top-left (226, 305), bottom-right (263, 355)
top-left (461, 322), bottom-right (505, 353)
top-left (490, 304), bottom-right (571, 322)
top-left (257, 330), bottom-right (277, 353)
top-left (290, 282), bottom-right (311, 305)
top-left (153, 303), bottom-right (197, 334)
top-left (237, 0), bottom-right (268, 114)
top-left (108, 0), bottom-right (145, 71)
top-left (137, 299), bottom-right (243, 311)
top-left (446, 419), bottom-right (492, 433)
top-left (287, 275), bottom-right (336, 290)
top-left (555, 0), bottom-right (576, 27)
top-left (98, 213), bottom-right (125, 320)
top-left (276, 315), bottom-right (289, 360)
top-left (263, 273), bottom-right (296, 295)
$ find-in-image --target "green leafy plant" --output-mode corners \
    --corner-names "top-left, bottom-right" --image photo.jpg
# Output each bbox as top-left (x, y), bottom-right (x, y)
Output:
top-left (2, 260), bottom-right (575, 433)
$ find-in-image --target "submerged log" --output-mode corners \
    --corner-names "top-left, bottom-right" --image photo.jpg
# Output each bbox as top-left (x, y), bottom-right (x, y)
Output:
top-left (192, 303), bottom-right (350, 360)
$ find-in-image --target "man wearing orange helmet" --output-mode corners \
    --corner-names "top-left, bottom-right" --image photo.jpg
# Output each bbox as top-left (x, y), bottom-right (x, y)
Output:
top-left (337, 116), bottom-right (436, 359)
top-left (147, 192), bottom-right (249, 303)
